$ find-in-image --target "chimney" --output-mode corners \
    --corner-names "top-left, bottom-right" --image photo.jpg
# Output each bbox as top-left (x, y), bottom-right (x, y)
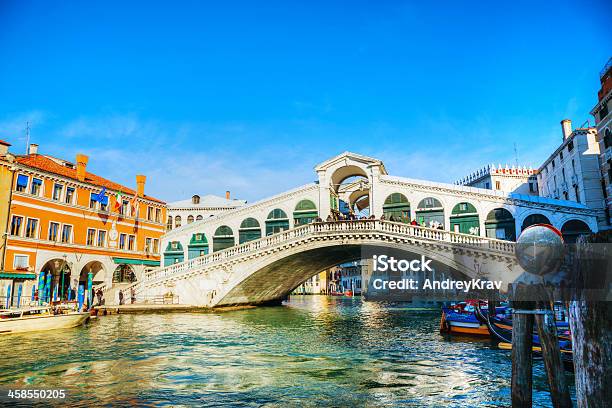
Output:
top-left (136, 175), bottom-right (146, 197)
top-left (0, 140), bottom-right (10, 156)
top-left (28, 144), bottom-right (38, 155)
top-left (225, 190), bottom-right (230, 200)
top-left (76, 154), bottom-right (89, 182)
top-left (561, 119), bottom-right (572, 140)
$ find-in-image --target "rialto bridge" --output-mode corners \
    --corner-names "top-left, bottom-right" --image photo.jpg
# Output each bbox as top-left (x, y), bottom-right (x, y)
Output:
top-left (123, 152), bottom-right (597, 307)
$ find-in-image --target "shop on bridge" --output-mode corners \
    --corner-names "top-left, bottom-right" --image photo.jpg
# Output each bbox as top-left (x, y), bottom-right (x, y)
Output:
top-left (239, 218), bottom-right (261, 243)
top-left (164, 241), bottom-right (185, 266)
top-left (450, 202), bottom-right (480, 235)
top-left (293, 200), bottom-right (318, 226)
top-left (484, 208), bottom-right (516, 241)
top-left (415, 197), bottom-right (444, 228)
top-left (188, 233), bottom-right (209, 259)
top-left (382, 193), bottom-right (410, 223)
top-left (266, 209), bottom-right (290, 235)
top-left (213, 226), bottom-right (235, 252)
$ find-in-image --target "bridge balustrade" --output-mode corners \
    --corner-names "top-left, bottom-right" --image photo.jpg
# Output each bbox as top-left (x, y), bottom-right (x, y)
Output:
top-left (142, 220), bottom-right (516, 285)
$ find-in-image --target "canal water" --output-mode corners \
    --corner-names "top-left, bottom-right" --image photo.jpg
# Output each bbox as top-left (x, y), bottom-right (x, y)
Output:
top-left (0, 296), bottom-right (572, 407)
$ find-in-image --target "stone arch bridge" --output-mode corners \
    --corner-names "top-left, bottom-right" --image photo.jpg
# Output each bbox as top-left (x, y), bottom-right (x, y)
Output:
top-left (123, 152), bottom-right (597, 307)
top-left (134, 220), bottom-right (521, 307)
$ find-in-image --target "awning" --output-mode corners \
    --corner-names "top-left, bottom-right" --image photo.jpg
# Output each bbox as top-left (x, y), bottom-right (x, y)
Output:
top-left (16, 174), bottom-right (28, 188)
top-left (112, 257), bottom-right (160, 267)
top-left (0, 272), bottom-right (37, 279)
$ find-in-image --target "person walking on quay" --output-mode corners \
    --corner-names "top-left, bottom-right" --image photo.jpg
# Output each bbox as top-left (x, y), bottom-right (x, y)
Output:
top-left (119, 289), bottom-right (124, 305)
top-left (131, 287), bottom-right (136, 304)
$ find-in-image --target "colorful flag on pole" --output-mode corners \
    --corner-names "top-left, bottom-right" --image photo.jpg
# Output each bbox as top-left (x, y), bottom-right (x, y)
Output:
top-left (5, 284), bottom-right (11, 308)
top-left (130, 194), bottom-right (139, 217)
top-left (92, 187), bottom-right (108, 205)
top-left (113, 191), bottom-right (123, 213)
top-left (87, 271), bottom-right (93, 309)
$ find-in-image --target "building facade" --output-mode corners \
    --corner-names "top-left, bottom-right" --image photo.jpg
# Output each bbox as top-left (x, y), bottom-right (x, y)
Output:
top-left (457, 164), bottom-right (538, 195)
top-left (536, 120), bottom-right (607, 230)
top-left (166, 192), bottom-right (247, 231)
top-left (3, 143), bottom-right (167, 306)
top-left (0, 140), bottom-right (16, 305)
top-left (592, 57), bottom-right (612, 227)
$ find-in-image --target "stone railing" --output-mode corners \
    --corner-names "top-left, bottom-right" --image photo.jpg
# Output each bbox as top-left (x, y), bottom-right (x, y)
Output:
top-left (141, 220), bottom-right (515, 285)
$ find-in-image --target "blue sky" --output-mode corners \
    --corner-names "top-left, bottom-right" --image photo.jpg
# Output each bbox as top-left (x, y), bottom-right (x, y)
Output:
top-left (0, 1), bottom-right (610, 202)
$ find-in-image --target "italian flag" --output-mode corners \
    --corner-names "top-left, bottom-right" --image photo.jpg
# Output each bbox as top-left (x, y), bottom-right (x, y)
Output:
top-left (114, 192), bottom-right (123, 213)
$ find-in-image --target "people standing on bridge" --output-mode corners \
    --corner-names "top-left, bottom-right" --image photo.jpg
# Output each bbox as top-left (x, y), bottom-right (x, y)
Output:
top-left (326, 215), bottom-right (333, 222)
top-left (411, 219), bottom-right (417, 226)
top-left (119, 290), bottom-right (124, 305)
top-left (130, 287), bottom-right (136, 304)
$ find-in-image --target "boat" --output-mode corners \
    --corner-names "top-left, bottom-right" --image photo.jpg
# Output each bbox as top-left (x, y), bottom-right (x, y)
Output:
top-left (440, 300), bottom-right (506, 336)
top-left (0, 306), bottom-right (90, 335)
top-left (474, 304), bottom-right (574, 370)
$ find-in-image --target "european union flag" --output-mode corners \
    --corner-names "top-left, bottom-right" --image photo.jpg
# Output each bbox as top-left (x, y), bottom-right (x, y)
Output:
top-left (92, 187), bottom-right (108, 205)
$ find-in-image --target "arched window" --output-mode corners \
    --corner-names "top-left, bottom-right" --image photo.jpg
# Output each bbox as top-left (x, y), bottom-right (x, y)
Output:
top-left (175, 216), bottom-right (182, 228)
top-left (187, 215), bottom-right (194, 224)
top-left (192, 195), bottom-right (200, 204)
top-left (239, 218), bottom-right (261, 243)
top-left (188, 233), bottom-right (209, 259)
top-left (213, 225), bottom-right (235, 252)
top-left (415, 197), bottom-right (444, 228)
top-left (196, 215), bottom-right (203, 221)
top-left (450, 202), bottom-right (479, 235)
top-left (521, 213), bottom-right (551, 231)
top-left (383, 193), bottom-right (410, 223)
top-left (113, 264), bottom-right (136, 283)
top-left (293, 200), bottom-right (318, 226)
top-left (166, 216), bottom-right (173, 231)
top-left (485, 208), bottom-right (516, 241)
top-left (266, 209), bottom-right (289, 235)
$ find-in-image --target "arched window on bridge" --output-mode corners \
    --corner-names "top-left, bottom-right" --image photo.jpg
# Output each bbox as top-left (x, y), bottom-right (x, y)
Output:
top-left (266, 209), bottom-right (289, 235)
top-left (239, 218), bottom-right (261, 244)
top-left (196, 215), bottom-right (203, 221)
top-left (213, 225), bottom-right (235, 252)
top-left (293, 200), bottom-right (318, 226)
top-left (415, 197), bottom-right (444, 228)
top-left (521, 213), bottom-right (551, 231)
top-left (187, 215), bottom-right (194, 224)
top-left (113, 264), bottom-right (136, 283)
top-left (383, 193), bottom-right (410, 223)
top-left (188, 233), bottom-right (209, 259)
top-left (163, 241), bottom-right (184, 266)
top-left (166, 216), bottom-right (173, 231)
top-left (450, 202), bottom-right (479, 235)
top-left (485, 208), bottom-right (516, 241)
top-left (175, 216), bottom-right (182, 228)
top-left (561, 219), bottom-right (591, 244)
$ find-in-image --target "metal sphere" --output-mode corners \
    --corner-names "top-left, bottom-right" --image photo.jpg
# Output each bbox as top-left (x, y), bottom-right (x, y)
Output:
top-left (515, 224), bottom-right (565, 276)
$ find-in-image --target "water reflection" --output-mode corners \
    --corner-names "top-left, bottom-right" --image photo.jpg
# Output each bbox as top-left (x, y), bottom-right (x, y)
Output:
top-left (0, 296), bottom-right (569, 407)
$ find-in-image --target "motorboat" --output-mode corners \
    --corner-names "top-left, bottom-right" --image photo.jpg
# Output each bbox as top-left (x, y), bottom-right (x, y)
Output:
top-left (0, 306), bottom-right (90, 335)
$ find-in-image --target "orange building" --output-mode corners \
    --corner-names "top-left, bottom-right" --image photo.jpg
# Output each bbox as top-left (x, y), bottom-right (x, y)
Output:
top-left (2, 143), bottom-right (166, 306)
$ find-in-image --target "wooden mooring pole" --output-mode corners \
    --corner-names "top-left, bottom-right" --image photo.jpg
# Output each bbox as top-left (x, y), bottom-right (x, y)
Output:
top-left (534, 302), bottom-right (571, 408)
top-left (511, 300), bottom-right (534, 408)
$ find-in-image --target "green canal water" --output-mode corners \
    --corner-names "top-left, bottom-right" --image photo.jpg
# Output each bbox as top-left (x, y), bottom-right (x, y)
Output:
top-left (0, 296), bottom-right (572, 407)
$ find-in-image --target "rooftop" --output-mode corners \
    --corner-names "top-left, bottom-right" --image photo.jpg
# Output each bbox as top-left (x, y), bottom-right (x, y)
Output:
top-left (168, 194), bottom-right (247, 209)
top-left (0, 139), bottom-right (11, 147)
top-left (16, 154), bottom-right (165, 204)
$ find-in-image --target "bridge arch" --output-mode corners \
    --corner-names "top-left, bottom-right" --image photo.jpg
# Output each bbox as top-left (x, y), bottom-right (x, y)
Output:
top-left (521, 213), bottom-right (551, 231)
top-left (450, 202), bottom-right (479, 235)
top-left (213, 226), bottom-right (235, 252)
top-left (561, 219), bottom-right (592, 243)
top-left (415, 197), bottom-right (444, 228)
top-left (382, 193), bottom-right (410, 223)
top-left (266, 209), bottom-right (290, 235)
top-left (239, 218), bottom-right (262, 243)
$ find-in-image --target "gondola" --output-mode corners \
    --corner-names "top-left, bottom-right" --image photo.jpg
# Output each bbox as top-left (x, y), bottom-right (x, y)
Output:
top-left (440, 300), bottom-right (507, 336)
